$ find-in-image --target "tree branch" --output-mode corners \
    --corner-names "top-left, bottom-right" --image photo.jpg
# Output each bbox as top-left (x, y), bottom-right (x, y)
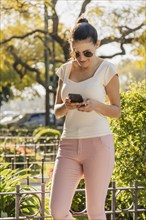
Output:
top-left (48, 0), bottom-right (59, 37)
top-left (49, 33), bottom-right (70, 60)
top-left (100, 43), bottom-right (126, 59)
top-left (119, 23), bottom-right (144, 36)
top-left (100, 22), bottom-right (145, 46)
top-left (7, 46), bottom-right (53, 92)
top-left (13, 62), bottom-right (24, 78)
top-left (78, 0), bottom-right (92, 18)
top-left (0, 29), bottom-right (46, 45)
top-left (2, 0), bottom-right (28, 13)
top-left (2, 7), bottom-right (13, 10)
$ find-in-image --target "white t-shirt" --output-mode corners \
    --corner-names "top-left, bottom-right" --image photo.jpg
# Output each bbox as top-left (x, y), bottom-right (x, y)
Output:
top-left (56, 60), bottom-right (118, 139)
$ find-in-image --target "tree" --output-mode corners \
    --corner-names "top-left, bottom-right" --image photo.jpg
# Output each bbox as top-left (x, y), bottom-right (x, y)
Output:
top-left (0, 0), bottom-right (145, 106)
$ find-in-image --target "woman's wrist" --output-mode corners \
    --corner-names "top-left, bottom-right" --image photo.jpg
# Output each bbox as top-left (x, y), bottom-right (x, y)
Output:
top-left (54, 103), bottom-right (68, 118)
top-left (92, 100), bottom-right (101, 111)
top-left (93, 100), bottom-right (121, 118)
top-left (63, 102), bottom-right (69, 114)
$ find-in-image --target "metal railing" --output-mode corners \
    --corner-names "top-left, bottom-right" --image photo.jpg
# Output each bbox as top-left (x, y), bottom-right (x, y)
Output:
top-left (0, 181), bottom-right (145, 220)
top-left (0, 136), bottom-right (59, 162)
top-left (0, 136), bottom-right (146, 219)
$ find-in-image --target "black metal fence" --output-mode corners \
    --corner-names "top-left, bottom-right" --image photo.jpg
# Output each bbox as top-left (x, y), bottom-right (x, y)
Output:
top-left (0, 136), bottom-right (146, 220)
top-left (0, 136), bottom-right (59, 164)
top-left (0, 181), bottom-right (145, 220)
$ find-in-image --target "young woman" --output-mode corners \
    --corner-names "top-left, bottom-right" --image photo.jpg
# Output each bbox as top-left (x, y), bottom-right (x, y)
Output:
top-left (50, 16), bottom-right (121, 220)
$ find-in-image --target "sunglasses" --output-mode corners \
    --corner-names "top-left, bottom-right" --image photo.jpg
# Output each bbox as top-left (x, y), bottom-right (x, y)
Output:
top-left (74, 51), bottom-right (94, 59)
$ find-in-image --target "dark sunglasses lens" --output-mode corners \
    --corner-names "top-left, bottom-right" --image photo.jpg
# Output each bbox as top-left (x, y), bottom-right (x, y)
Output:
top-left (75, 52), bottom-right (80, 58)
top-left (74, 51), bottom-right (93, 58)
top-left (84, 51), bottom-right (93, 57)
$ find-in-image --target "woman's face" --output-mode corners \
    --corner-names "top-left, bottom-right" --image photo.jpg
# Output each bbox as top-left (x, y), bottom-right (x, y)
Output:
top-left (72, 38), bottom-right (98, 68)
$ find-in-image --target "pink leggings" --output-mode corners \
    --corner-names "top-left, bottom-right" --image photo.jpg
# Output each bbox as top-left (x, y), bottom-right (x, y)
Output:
top-left (50, 135), bottom-right (115, 220)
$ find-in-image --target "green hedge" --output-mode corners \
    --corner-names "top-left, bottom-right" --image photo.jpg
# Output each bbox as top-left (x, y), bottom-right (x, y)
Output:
top-left (111, 80), bottom-right (145, 187)
top-left (109, 80), bottom-right (145, 219)
top-left (32, 127), bottom-right (61, 152)
top-left (33, 127), bottom-right (61, 143)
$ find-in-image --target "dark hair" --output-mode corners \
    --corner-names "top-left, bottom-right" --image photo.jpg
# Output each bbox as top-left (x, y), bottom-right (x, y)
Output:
top-left (69, 16), bottom-right (98, 45)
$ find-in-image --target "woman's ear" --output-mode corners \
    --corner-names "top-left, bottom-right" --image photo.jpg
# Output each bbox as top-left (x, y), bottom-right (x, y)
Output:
top-left (96, 40), bottom-right (100, 48)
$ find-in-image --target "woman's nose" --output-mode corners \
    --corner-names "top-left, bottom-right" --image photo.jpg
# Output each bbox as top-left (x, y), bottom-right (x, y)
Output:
top-left (79, 54), bottom-right (86, 61)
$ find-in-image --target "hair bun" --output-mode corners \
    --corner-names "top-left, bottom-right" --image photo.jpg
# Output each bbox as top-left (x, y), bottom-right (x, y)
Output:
top-left (77, 17), bottom-right (88, 24)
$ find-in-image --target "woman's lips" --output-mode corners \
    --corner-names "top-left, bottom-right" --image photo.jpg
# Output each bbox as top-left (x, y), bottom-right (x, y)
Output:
top-left (79, 60), bottom-right (87, 64)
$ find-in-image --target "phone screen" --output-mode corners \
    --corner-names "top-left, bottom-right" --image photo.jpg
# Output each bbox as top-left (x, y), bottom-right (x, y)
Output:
top-left (68, 94), bottom-right (83, 103)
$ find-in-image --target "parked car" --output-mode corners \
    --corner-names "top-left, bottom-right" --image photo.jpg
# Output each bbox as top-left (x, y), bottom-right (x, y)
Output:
top-left (0, 114), bottom-right (20, 125)
top-left (3, 112), bottom-right (63, 127)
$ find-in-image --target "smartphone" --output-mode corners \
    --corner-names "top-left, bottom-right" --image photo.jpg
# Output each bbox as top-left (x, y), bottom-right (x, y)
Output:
top-left (68, 93), bottom-right (84, 103)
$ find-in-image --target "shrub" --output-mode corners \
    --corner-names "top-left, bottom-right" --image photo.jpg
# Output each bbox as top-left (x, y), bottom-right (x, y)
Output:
top-left (110, 80), bottom-right (145, 186)
top-left (110, 80), bottom-right (146, 219)
top-left (0, 163), bottom-right (39, 218)
top-left (33, 127), bottom-right (61, 142)
top-left (9, 126), bottom-right (39, 136)
top-left (33, 127), bottom-right (61, 152)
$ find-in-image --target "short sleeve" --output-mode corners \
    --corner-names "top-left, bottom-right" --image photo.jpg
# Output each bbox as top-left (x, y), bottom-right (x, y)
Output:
top-left (103, 63), bottom-right (118, 86)
top-left (56, 65), bottom-right (64, 81)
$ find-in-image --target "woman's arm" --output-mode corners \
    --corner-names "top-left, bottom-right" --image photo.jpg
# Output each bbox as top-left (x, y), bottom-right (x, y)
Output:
top-left (54, 79), bottom-right (81, 119)
top-left (95, 74), bottom-right (121, 118)
top-left (78, 75), bottom-right (121, 119)
top-left (54, 79), bottom-right (68, 119)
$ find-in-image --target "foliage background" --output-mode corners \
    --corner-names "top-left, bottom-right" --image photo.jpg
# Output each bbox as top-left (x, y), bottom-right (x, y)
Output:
top-left (0, 0), bottom-right (146, 219)
top-left (0, 0), bottom-right (145, 107)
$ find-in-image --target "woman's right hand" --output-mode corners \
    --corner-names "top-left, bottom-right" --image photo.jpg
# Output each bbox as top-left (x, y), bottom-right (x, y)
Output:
top-left (64, 97), bottom-right (81, 110)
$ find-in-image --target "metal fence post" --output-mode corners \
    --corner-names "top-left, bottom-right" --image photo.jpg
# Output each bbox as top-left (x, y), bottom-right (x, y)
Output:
top-left (4, 141), bottom-right (6, 162)
top-left (11, 158), bottom-right (14, 170)
top-left (41, 183), bottom-right (45, 220)
top-left (14, 142), bottom-right (17, 169)
top-left (111, 181), bottom-right (116, 220)
top-left (26, 157), bottom-right (29, 185)
top-left (24, 137), bottom-right (27, 168)
top-left (35, 142), bottom-right (37, 161)
top-left (133, 180), bottom-right (138, 220)
top-left (15, 185), bottom-right (20, 220)
top-left (41, 159), bottom-right (44, 183)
